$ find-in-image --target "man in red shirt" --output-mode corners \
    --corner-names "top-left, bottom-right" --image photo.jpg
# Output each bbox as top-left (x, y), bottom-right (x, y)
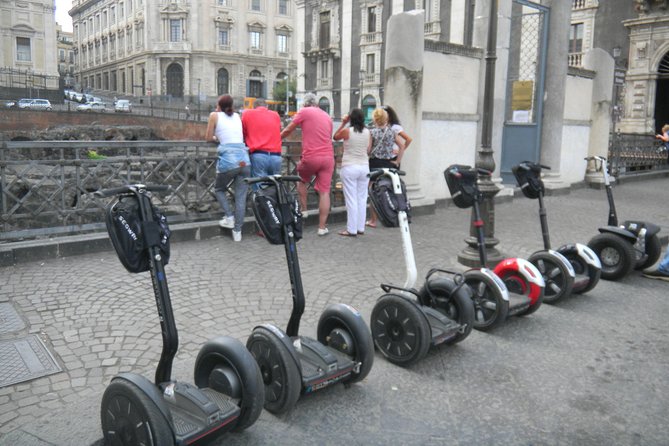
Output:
top-left (242, 98), bottom-right (283, 184)
top-left (280, 93), bottom-right (334, 236)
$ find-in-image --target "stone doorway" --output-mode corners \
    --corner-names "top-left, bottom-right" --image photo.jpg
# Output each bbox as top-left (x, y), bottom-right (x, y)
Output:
top-left (654, 52), bottom-right (669, 133)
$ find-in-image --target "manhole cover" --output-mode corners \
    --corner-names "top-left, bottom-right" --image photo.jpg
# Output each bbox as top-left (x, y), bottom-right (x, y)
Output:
top-left (0, 335), bottom-right (62, 388)
top-left (0, 303), bottom-right (26, 335)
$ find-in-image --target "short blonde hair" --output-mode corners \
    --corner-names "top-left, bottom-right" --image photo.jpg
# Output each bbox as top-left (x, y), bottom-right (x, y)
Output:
top-left (372, 108), bottom-right (388, 126)
top-left (662, 124), bottom-right (669, 133)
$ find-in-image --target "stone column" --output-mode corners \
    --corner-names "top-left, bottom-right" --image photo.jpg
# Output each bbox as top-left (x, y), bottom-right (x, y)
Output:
top-left (539, 0), bottom-right (571, 189)
top-left (384, 10), bottom-right (430, 206)
top-left (583, 48), bottom-right (615, 186)
top-left (340, 0), bottom-right (353, 116)
top-left (295, 0), bottom-right (307, 98)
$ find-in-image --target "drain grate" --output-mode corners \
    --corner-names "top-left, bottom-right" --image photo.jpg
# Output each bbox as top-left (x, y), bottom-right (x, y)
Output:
top-left (0, 303), bottom-right (26, 335)
top-left (0, 335), bottom-right (62, 388)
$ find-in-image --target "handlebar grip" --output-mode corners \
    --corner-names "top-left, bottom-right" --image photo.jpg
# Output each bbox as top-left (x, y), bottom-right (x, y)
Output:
top-left (94, 184), bottom-right (170, 198)
top-left (368, 169), bottom-right (384, 179)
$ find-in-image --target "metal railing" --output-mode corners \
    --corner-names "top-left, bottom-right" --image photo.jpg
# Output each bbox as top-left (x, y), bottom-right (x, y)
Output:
top-left (0, 140), bottom-right (344, 242)
top-left (608, 132), bottom-right (669, 177)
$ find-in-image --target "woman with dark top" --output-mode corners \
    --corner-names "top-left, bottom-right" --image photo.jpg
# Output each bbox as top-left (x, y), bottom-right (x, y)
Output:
top-left (384, 105), bottom-right (413, 159)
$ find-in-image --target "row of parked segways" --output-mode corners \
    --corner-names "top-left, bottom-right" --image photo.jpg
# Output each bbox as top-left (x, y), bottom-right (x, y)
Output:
top-left (92, 155), bottom-right (656, 444)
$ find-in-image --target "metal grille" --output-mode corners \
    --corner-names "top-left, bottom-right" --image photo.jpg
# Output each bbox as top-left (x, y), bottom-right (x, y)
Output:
top-left (608, 133), bottom-right (669, 177)
top-left (0, 335), bottom-right (62, 388)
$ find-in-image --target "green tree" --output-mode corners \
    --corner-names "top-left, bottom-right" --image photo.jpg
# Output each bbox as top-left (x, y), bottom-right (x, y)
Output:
top-left (272, 77), bottom-right (297, 113)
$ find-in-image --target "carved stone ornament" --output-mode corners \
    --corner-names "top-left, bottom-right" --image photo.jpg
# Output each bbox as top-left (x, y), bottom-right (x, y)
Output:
top-left (634, 0), bottom-right (668, 13)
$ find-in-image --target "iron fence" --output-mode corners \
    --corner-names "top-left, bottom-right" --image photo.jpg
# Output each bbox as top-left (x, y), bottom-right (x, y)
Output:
top-left (608, 132), bottom-right (669, 177)
top-left (0, 140), bottom-right (344, 242)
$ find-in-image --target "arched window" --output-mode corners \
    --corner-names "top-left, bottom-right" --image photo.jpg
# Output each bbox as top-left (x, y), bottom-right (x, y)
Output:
top-left (166, 63), bottom-right (184, 98)
top-left (248, 69), bottom-right (263, 97)
top-left (362, 95), bottom-right (376, 123)
top-left (217, 68), bottom-right (229, 95)
top-left (318, 96), bottom-right (330, 114)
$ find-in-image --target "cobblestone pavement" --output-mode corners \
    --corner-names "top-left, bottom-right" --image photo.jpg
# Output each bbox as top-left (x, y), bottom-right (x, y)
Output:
top-left (1, 178), bottom-right (668, 446)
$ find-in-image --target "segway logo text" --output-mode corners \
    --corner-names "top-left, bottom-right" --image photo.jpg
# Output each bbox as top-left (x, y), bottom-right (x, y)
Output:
top-left (266, 201), bottom-right (281, 225)
top-left (117, 215), bottom-right (138, 241)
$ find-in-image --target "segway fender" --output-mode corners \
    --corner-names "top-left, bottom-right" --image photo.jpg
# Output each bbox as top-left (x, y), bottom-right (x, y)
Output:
top-left (547, 249), bottom-right (576, 277)
top-left (622, 220), bottom-right (661, 238)
top-left (557, 243), bottom-right (602, 269)
top-left (478, 268), bottom-right (510, 302)
top-left (493, 258), bottom-right (545, 305)
top-left (252, 324), bottom-right (301, 372)
top-left (112, 373), bottom-right (176, 437)
top-left (597, 226), bottom-right (637, 243)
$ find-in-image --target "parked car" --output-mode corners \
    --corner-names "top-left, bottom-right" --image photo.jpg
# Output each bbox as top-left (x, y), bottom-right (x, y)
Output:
top-left (114, 100), bottom-right (132, 113)
top-left (3, 100), bottom-right (16, 108)
top-left (72, 92), bottom-right (84, 102)
top-left (17, 98), bottom-right (34, 109)
top-left (77, 102), bottom-right (107, 112)
top-left (26, 99), bottom-right (53, 111)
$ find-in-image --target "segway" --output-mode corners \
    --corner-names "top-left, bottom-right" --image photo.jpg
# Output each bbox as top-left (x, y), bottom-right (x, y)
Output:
top-left (245, 175), bottom-right (374, 414)
top-left (445, 165), bottom-right (545, 332)
top-left (96, 184), bottom-right (265, 446)
top-left (585, 156), bottom-right (662, 280)
top-left (367, 168), bottom-right (475, 366)
top-left (512, 161), bottom-right (602, 302)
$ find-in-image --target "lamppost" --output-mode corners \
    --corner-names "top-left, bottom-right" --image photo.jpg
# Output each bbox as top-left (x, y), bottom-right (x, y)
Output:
top-left (197, 78), bottom-right (201, 121)
top-left (458, 0), bottom-right (503, 266)
top-left (148, 80), bottom-right (153, 116)
top-left (359, 69), bottom-right (365, 108)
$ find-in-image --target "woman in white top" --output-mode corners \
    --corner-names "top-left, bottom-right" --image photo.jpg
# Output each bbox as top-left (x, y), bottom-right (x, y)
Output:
top-left (205, 94), bottom-right (250, 241)
top-left (333, 108), bottom-right (372, 236)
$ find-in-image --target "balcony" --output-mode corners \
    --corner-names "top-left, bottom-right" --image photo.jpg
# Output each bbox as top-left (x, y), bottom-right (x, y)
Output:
top-left (276, 51), bottom-right (289, 58)
top-left (424, 21), bottom-right (441, 37)
top-left (152, 41), bottom-right (193, 52)
top-left (249, 47), bottom-right (264, 56)
top-left (571, 0), bottom-right (597, 9)
top-left (360, 32), bottom-right (382, 45)
top-left (364, 72), bottom-right (380, 85)
top-left (568, 52), bottom-right (583, 67)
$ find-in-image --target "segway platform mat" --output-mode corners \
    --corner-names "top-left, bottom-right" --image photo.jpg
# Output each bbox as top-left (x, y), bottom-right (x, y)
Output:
top-left (167, 386), bottom-right (240, 441)
top-left (422, 307), bottom-right (465, 345)
top-left (507, 293), bottom-right (531, 316)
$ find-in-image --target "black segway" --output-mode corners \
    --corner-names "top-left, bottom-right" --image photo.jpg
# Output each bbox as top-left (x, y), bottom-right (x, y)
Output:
top-left (445, 165), bottom-right (546, 331)
top-left (585, 156), bottom-right (662, 280)
top-left (367, 168), bottom-right (475, 366)
top-left (96, 184), bottom-right (265, 446)
top-left (512, 161), bottom-right (602, 301)
top-left (245, 175), bottom-right (374, 414)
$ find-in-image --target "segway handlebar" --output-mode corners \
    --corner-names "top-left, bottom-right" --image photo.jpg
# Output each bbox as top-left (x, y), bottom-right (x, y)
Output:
top-left (94, 184), bottom-right (171, 198)
top-left (245, 175), bottom-right (302, 185)
top-left (368, 168), bottom-right (406, 180)
top-left (516, 161), bottom-right (551, 171)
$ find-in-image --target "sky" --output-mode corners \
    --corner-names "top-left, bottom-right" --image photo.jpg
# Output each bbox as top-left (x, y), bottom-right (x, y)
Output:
top-left (55, 0), bottom-right (73, 32)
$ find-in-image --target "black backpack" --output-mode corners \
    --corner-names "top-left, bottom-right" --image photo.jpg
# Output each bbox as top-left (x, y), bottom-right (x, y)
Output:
top-left (251, 185), bottom-right (303, 245)
top-left (105, 195), bottom-right (171, 273)
top-left (512, 162), bottom-right (544, 199)
top-left (444, 164), bottom-right (480, 209)
top-left (368, 175), bottom-right (411, 228)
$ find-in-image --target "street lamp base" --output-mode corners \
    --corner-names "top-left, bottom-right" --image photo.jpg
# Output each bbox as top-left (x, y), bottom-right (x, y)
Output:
top-left (457, 236), bottom-right (504, 268)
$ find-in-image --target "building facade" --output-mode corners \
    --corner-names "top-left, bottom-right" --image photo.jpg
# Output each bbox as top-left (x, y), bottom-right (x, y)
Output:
top-left (57, 25), bottom-right (76, 89)
top-left (0, 0), bottom-right (60, 99)
top-left (69, 0), bottom-right (298, 104)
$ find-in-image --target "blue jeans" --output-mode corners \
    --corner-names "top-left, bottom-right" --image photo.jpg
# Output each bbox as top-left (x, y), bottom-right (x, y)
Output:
top-left (250, 152), bottom-right (283, 189)
top-left (658, 248), bottom-right (669, 274)
top-left (215, 166), bottom-right (250, 231)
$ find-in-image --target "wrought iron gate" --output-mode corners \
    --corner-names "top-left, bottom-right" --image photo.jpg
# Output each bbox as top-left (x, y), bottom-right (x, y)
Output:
top-left (500, 0), bottom-right (549, 183)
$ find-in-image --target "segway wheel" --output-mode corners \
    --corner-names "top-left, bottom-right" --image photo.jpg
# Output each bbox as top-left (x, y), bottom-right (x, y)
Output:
top-left (636, 234), bottom-right (662, 270)
top-left (557, 245), bottom-right (601, 294)
top-left (317, 303), bottom-right (374, 384)
top-left (417, 278), bottom-right (475, 344)
top-left (246, 327), bottom-right (301, 414)
top-left (193, 336), bottom-right (265, 432)
top-left (101, 378), bottom-right (174, 446)
top-left (529, 252), bottom-right (574, 304)
top-left (464, 270), bottom-right (509, 331)
top-left (588, 233), bottom-right (636, 281)
top-left (370, 294), bottom-right (430, 366)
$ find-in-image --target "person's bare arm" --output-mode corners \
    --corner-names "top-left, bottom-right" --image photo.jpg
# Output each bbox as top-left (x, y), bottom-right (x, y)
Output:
top-left (281, 120), bottom-right (299, 139)
top-left (399, 130), bottom-right (413, 150)
top-left (333, 115), bottom-right (350, 141)
top-left (205, 112), bottom-right (218, 143)
top-left (393, 134), bottom-right (406, 166)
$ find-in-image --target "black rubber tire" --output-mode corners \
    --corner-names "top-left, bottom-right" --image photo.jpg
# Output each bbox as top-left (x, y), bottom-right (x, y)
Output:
top-left (370, 294), bottom-right (430, 366)
top-left (193, 336), bottom-right (265, 432)
top-left (529, 251), bottom-right (574, 304)
top-left (556, 245), bottom-right (601, 294)
top-left (317, 303), bottom-right (374, 384)
top-left (588, 233), bottom-right (636, 281)
top-left (246, 326), bottom-right (301, 414)
top-left (636, 234), bottom-right (662, 270)
top-left (417, 278), bottom-right (475, 344)
top-left (101, 378), bottom-right (174, 446)
top-left (463, 270), bottom-right (509, 332)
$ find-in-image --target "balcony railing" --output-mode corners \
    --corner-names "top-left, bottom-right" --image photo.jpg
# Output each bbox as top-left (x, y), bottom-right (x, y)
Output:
top-left (249, 47), bottom-right (264, 55)
top-left (364, 72), bottom-right (380, 84)
top-left (317, 77), bottom-right (331, 88)
top-left (568, 52), bottom-right (583, 67)
top-left (361, 32), bottom-right (382, 45)
top-left (424, 21), bottom-right (441, 36)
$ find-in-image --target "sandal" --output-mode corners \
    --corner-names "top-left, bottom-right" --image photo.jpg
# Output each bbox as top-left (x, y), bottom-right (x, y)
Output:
top-left (365, 221), bottom-right (377, 228)
top-left (357, 231), bottom-right (365, 235)
top-left (338, 230), bottom-right (357, 237)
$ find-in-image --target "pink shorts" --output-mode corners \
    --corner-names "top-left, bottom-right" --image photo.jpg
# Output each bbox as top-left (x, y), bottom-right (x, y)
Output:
top-left (297, 156), bottom-right (335, 193)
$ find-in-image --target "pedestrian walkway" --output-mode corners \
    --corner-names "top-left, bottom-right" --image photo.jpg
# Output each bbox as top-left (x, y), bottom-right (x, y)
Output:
top-left (1, 178), bottom-right (668, 445)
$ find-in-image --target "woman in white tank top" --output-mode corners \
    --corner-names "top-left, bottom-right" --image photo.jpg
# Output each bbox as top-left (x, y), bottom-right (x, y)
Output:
top-left (333, 108), bottom-right (371, 236)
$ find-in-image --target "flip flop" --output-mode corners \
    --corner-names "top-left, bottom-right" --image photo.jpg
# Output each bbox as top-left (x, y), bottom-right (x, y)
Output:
top-left (338, 230), bottom-right (357, 237)
top-left (365, 221), bottom-right (377, 228)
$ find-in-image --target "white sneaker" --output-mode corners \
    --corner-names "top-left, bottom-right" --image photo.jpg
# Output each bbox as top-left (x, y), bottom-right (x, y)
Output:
top-left (219, 216), bottom-right (234, 229)
top-left (301, 210), bottom-right (309, 218)
top-left (317, 227), bottom-right (329, 236)
top-left (232, 230), bottom-right (242, 242)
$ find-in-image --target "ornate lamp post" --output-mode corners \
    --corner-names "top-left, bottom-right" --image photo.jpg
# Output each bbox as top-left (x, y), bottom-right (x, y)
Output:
top-left (458, 0), bottom-right (503, 267)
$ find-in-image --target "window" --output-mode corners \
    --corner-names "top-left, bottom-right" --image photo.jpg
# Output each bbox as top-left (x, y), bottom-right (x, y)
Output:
top-left (366, 53), bottom-right (375, 73)
top-left (218, 0), bottom-right (230, 5)
top-left (320, 59), bottom-right (328, 78)
top-left (103, 11), bottom-right (107, 29)
top-left (569, 23), bottom-right (583, 53)
top-left (219, 29), bottom-right (229, 46)
top-left (59, 49), bottom-right (66, 62)
top-left (249, 70), bottom-right (263, 97)
top-left (119, 3), bottom-right (124, 19)
top-left (278, 0), bottom-right (288, 15)
top-left (16, 37), bottom-right (31, 61)
top-left (250, 31), bottom-right (261, 49)
top-left (251, 0), bottom-right (261, 11)
top-left (69, 51), bottom-right (75, 64)
top-left (367, 7), bottom-right (376, 33)
top-left (96, 14), bottom-right (100, 32)
top-left (111, 6), bottom-right (116, 24)
top-left (422, 0), bottom-right (433, 22)
top-left (170, 19), bottom-right (181, 42)
top-left (319, 11), bottom-right (330, 49)
top-left (217, 68), bottom-right (229, 95)
top-left (277, 34), bottom-right (287, 53)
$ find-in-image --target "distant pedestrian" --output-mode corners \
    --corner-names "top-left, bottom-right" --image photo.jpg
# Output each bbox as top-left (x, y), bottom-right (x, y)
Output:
top-left (185, 104), bottom-right (191, 120)
top-left (205, 95), bottom-right (250, 242)
top-left (242, 97), bottom-right (283, 186)
top-left (366, 107), bottom-right (405, 229)
top-left (384, 105), bottom-right (413, 162)
top-left (280, 93), bottom-right (334, 236)
top-left (333, 108), bottom-right (371, 237)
